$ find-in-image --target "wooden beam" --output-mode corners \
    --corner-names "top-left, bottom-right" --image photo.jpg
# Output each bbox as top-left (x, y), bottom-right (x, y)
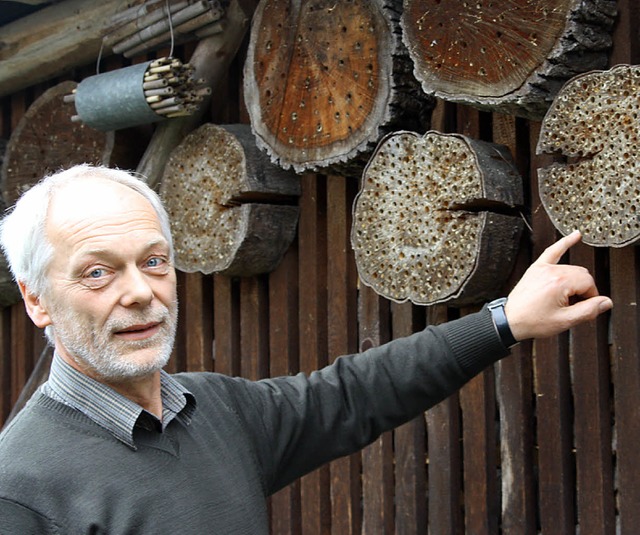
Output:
top-left (0, 0), bottom-right (143, 98)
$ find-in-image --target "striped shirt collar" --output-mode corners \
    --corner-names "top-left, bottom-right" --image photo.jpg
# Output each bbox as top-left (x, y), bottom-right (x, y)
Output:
top-left (43, 353), bottom-right (196, 449)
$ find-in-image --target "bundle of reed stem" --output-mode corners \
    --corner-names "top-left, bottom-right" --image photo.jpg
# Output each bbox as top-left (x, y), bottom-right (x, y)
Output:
top-left (65, 56), bottom-right (212, 123)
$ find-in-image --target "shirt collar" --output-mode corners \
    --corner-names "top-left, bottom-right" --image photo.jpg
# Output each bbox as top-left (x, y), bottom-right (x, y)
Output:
top-left (43, 353), bottom-right (196, 449)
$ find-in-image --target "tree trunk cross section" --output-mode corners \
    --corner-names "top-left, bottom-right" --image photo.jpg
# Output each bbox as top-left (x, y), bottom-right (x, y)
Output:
top-left (244, 0), bottom-right (432, 174)
top-left (351, 130), bottom-right (523, 306)
top-left (402, 0), bottom-right (616, 119)
top-left (537, 64), bottom-right (640, 247)
top-left (159, 123), bottom-right (300, 276)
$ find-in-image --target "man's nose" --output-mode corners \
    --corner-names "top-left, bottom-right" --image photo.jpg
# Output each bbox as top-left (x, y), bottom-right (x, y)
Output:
top-left (119, 267), bottom-right (154, 307)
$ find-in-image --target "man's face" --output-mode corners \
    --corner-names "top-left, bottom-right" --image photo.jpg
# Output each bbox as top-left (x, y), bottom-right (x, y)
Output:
top-left (39, 178), bottom-right (177, 382)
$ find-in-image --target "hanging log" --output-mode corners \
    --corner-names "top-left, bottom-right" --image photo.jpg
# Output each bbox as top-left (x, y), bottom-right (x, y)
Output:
top-left (537, 64), bottom-right (640, 247)
top-left (243, 0), bottom-right (433, 175)
top-left (136, 0), bottom-right (252, 189)
top-left (0, 0), bottom-right (145, 98)
top-left (1, 81), bottom-right (148, 206)
top-left (351, 130), bottom-right (524, 306)
top-left (401, 0), bottom-right (617, 119)
top-left (159, 123), bottom-right (300, 276)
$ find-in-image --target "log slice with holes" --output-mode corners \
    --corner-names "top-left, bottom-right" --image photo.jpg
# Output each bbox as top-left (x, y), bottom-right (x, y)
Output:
top-left (243, 0), bottom-right (433, 174)
top-left (537, 64), bottom-right (640, 247)
top-left (1, 80), bottom-right (148, 206)
top-left (401, 0), bottom-right (617, 119)
top-left (159, 123), bottom-right (300, 276)
top-left (351, 130), bottom-right (523, 306)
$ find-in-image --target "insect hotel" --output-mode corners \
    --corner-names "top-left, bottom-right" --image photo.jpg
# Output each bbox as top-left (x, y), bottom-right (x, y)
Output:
top-left (0, 0), bottom-right (637, 533)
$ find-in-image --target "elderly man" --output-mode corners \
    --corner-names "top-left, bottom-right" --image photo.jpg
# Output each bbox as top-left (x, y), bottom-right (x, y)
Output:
top-left (0, 165), bottom-right (611, 533)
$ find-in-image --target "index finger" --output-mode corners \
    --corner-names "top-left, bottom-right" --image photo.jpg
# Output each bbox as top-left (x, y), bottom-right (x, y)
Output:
top-left (535, 230), bottom-right (582, 265)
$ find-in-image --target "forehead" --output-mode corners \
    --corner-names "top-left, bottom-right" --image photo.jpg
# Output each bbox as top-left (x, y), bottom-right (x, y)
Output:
top-left (46, 177), bottom-right (165, 252)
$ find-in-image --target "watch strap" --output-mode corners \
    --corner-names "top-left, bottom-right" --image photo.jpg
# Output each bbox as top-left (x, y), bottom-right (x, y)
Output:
top-left (487, 298), bottom-right (518, 348)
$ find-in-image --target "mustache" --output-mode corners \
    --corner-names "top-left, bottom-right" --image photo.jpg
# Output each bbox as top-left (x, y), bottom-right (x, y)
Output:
top-left (106, 306), bottom-right (173, 334)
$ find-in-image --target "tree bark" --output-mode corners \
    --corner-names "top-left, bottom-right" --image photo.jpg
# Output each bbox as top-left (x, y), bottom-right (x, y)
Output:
top-left (243, 0), bottom-right (433, 175)
top-left (159, 123), bottom-right (300, 276)
top-left (351, 130), bottom-right (524, 306)
top-left (1, 81), bottom-right (147, 206)
top-left (0, 0), bottom-right (144, 98)
top-left (401, 0), bottom-right (617, 119)
top-left (537, 64), bottom-right (640, 247)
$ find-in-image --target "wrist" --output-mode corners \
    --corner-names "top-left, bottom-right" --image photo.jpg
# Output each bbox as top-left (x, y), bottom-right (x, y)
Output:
top-left (487, 298), bottom-right (518, 348)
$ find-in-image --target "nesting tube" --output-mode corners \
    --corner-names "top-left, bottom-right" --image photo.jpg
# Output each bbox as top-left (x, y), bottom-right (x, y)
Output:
top-left (74, 61), bottom-right (160, 131)
top-left (71, 57), bottom-right (211, 131)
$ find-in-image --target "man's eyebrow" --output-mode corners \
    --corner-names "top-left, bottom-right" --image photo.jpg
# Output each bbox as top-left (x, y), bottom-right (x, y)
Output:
top-left (77, 239), bottom-right (170, 260)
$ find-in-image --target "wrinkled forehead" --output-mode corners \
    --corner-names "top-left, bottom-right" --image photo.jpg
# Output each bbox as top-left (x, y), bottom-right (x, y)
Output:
top-left (45, 177), bottom-right (164, 244)
top-left (48, 177), bottom-right (156, 223)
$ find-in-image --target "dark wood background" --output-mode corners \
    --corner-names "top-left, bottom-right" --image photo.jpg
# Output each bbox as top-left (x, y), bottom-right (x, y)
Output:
top-left (1, 1), bottom-right (638, 533)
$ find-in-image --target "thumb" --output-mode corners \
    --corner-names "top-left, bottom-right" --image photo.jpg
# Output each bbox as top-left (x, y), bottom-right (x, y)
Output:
top-left (567, 296), bottom-right (613, 325)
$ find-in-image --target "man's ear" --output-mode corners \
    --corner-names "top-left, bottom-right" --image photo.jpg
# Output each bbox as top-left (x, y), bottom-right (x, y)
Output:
top-left (18, 282), bottom-right (52, 329)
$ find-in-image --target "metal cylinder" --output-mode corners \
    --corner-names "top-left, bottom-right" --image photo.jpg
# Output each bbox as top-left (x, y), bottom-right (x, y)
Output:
top-left (74, 61), bottom-right (162, 131)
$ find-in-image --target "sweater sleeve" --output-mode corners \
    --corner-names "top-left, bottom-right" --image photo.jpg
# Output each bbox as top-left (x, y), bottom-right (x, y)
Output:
top-left (226, 306), bottom-right (509, 494)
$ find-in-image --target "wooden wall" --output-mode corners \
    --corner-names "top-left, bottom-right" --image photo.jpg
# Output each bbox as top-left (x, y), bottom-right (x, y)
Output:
top-left (1, 2), bottom-right (639, 533)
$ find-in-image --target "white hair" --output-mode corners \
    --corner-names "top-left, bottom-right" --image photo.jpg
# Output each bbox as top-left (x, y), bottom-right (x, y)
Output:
top-left (0, 164), bottom-right (173, 298)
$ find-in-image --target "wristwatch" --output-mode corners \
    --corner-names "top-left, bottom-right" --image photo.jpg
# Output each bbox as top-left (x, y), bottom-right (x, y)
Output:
top-left (487, 297), bottom-right (518, 348)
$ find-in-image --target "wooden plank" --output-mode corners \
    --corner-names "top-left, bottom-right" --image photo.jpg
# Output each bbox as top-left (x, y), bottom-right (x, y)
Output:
top-left (529, 121), bottom-right (575, 534)
top-left (326, 174), bottom-right (361, 535)
top-left (0, 308), bottom-right (12, 425)
top-left (212, 274), bottom-right (241, 377)
top-left (425, 304), bottom-right (462, 534)
top-left (392, 302), bottom-right (427, 535)
top-left (456, 104), bottom-right (500, 535)
top-left (0, 0), bottom-right (143, 98)
top-left (460, 367), bottom-right (498, 535)
top-left (606, 3), bottom-right (640, 532)
top-left (297, 173), bottom-right (330, 534)
top-left (492, 113), bottom-right (536, 534)
top-left (358, 284), bottom-right (393, 534)
top-left (269, 247), bottom-right (302, 535)
top-left (183, 272), bottom-right (214, 372)
top-left (240, 276), bottom-right (269, 381)
top-left (569, 243), bottom-right (615, 534)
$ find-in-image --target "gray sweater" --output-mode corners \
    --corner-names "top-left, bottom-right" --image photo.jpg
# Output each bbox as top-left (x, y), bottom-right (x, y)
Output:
top-left (0, 308), bottom-right (507, 534)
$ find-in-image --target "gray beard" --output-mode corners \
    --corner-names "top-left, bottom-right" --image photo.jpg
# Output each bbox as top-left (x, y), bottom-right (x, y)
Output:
top-left (49, 303), bottom-right (177, 382)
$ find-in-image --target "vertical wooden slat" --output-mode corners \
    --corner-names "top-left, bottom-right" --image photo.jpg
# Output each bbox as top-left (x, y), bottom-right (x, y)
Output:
top-left (326, 174), bottom-right (361, 535)
top-left (570, 244), bottom-right (615, 534)
top-left (269, 247), bottom-right (302, 535)
top-left (0, 308), bottom-right (11, 423)
top-left (240, 276), bottom-right (269, 381)
top-left (530, 121), bottom-right (575, 534)
top-left (425, 304), bottom-right (462, 534)
top-left (460, 368), bottom-right (498, 535)
top-left (392, 302), bottom-right (427, 535)
top-left (457, 104), bottom-right (499, 535)
top-left (606, 4), bottom-right (640, 533)
top-left (183, 272), bottom-right (214, 372)
top-left (492, 113), bottom-right (536, 535)
top-left (212, 274), bottom-right (241, 377)
top-left (298, 173), bottom-right (330, 535)
top-left (358, 284), bottom-right (393, 534)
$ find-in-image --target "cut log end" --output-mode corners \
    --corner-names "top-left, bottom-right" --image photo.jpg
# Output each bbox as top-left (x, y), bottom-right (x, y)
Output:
top-left (352, 130), bottom-right (523, 306)
top-left (1, 81), bottom-right (117, 206)
top-left (537, 64), bottom-right (640, 247)
top-left (160, 123), bottom-right (300, 276)
top-left (402, 0), bottom-right (616, 119)
top-left (244, 0), bottom-right (432, 173)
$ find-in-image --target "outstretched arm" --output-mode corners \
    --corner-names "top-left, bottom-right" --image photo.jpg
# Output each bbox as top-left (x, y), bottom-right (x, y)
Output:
top-left (505, 230), bottom-right (613, 342)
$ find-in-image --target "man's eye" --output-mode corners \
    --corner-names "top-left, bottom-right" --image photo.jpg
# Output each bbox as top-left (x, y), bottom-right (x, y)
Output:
top-left (88, 268), bottom-right (106, 278)
top-left (147, 257), bottom-right (165, 268)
